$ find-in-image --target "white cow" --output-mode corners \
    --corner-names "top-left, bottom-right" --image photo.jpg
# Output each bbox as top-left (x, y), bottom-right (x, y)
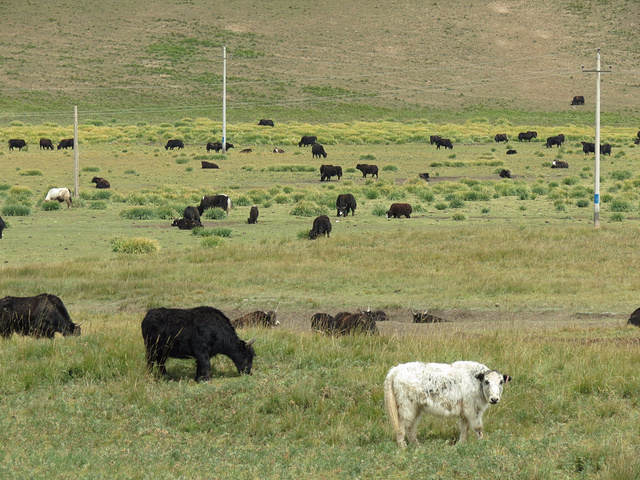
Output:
top-left (45, 188), bottom-right (72, 209)
top-left (384, 361), bottom-right (511, 447)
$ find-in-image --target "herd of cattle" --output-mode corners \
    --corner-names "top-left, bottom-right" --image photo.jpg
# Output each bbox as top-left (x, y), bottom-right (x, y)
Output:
top-left (0, 291), bottom-right (515, 445)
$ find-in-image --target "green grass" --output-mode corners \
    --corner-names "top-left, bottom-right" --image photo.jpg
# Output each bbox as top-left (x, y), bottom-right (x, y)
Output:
top-left (2, 124), bottom-right (640, 478)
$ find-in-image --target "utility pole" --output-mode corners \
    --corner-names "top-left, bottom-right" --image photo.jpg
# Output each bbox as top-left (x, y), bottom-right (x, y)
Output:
top-left (222, 44), bottom-right (227, 154)
top-left (582, 48), bottom-right (611, 228)
top-left (73, 106), bottom-right (79, 199)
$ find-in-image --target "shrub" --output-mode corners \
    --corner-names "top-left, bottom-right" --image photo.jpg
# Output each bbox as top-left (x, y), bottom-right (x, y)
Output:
top-left (449, 198), bottom-right (465, 209)
top-left (110, 237), bottom-right (160, 254)
top-left (42, 201), bottom-right (61, 211)
top-left (452, 212), bottom-right (466, 221)
top-left (610, 199), bottom-right (633, 212)
top-left (576, 199), bottom-right (589, 208)
top-left (19, 170), bottom-right (43, 176)
top-left (266, 165), bottom-right (316, 172)
top-left (610, 213), bottom-right (624, 222)
top-left (363, 188), bottom-right (380, 200)
top-left (89, 201), bottom-right (107, 210)
top-left (175, 158), bottom-right (189, 164)
top-left (2, 203), bottom-right (31, 216)
top-left (290, 201), bottom-right (327, 217)
top-left (201, 237), bottom-right (225, 247)
top-left (359, 154), bottom-right (376, 161)
top-left (562, 177), bottom-right (579, 186)
top-left (382, 165), bottom-right (398, 171)
top-left (234, 195), bottom-right (252, 206)
top-left (273, 194), bottom-right (290, 204)
top-left (371, 205), bottom-right (387, 216)
top-left (435, 202), bottom-right (447, 210)
top-left (82, 166), bottom-right (101, 172)
top-left (203, 208), bottom-right (227, 220)
top-left (119, 207), bottom-right (157, 220)
top-left (610, 170), bottom-right (632, 181)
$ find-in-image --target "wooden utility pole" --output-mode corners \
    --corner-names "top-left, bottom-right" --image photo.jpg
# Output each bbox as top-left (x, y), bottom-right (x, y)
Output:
top-left (583, 48), bottom-right (611, 228)
top-left (73, 106), bottom-right (79, 199)
top-left (222, 44), bottom-right (227, 154)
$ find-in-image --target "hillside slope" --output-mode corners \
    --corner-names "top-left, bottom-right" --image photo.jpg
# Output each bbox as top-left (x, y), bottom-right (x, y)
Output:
top-left (1, 0), bottom-right (638, 124)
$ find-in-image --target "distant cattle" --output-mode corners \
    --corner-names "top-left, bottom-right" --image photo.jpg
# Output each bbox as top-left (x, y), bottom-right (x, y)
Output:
top-left (557, 134), bottom-right (565, 145)
top-left (201, 161), bottom-right (219, 169)
top-left (165, 139), bottom-right (184, 150)
top-left (247, 205), bottom-right (259, 224)
top-left (571, 95), bottom-right (585, 105)
top-left (336, 193), bottom-right (357, 217)
top-left (545, 136), bottom-right (563, 148)
top-left (386, 203), bottom-right (412, 218)
top-left (273, 147), bottom-right (285, 154)
top-left (183, 206), bottom-right (201, 223)
top-left (309, 215), bottom-right (332, 239)
top-left (141, 306), bottom-right (256, 381)
top-left (356, 164), bottom-right (378, 178)
top-left (310, 313), bottom-right (335, 333)
top-left (39, 138), bottom-right (54, 150)
top-left (0, 293), bottom-right (81, 339)
top-left (258, 119), bottom-right (274, 127)
top-left (506, 149), bottom-right (517, 155)
top-left (600, 143), bottom-right (612, 155)
top-left (627, 307), bottom-right (640, 327)
top-left (197, 194), bottom-right (232, 215)
top-left (499, 169), bottom-right (512, 178)
top-left (171, 218), bottom-right (203, 230)
top-left (430, 135), bottom-right (441, 145)
top-left (635, 138), bottom-right (640, 145)
top-left (91, 176), bottom-right (110, 189)
top-left (412, 310), bottom-right (448, 323)
top-left (299, 136), bottom-right (317, 147)
top-left (311, 311), bottom-right (379, 335)
top-left (0, 216), bottom-right (5, 239)
top-left (435, 138), bottom-right (453, 150)
top-left (45, 187), bottom-right (72, 209)
top-left (57, 138), bottom-right (74, 150)
top-left (384, 361), bottom-right (511, 446)
top-left (581, 142), bottom-right (596, 154)
top-left (320, 164), bottom-right (342, 181)
top-left (494, 134), bottom-right (508, 143)
top-left (518, 131), bottom-right (537, 142)
top-left (418, 172), bottom-right (430, 181)
top-left (239, 148), bottom-right (252, 153)
top-left (206, 142), bottom-right (234, 153)
top-left (551, 160), bottom-right (569, 169)
top-left (232, 310), bottom-right (279, 328)
top-left (312, 143), bottom-right (327, 158)
top-left (8, 139), bottom-right (27, 151)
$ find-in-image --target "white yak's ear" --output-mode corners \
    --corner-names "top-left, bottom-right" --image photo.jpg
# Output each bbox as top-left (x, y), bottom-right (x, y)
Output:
top-left (475, 371), bottom-right (486, 381)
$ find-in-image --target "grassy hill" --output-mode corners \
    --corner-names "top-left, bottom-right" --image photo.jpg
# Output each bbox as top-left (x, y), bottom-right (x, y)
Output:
top-left (1, 0), bottom-right (639, 125)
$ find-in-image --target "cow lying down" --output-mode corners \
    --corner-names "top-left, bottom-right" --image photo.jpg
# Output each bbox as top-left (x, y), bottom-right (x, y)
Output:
top-left (384, 361), bottom-right (511, 447)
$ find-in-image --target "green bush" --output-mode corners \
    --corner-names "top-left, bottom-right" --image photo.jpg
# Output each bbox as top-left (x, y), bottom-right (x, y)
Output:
top-left (382, 165), bottom-right (398, 171)
top-left (42, 201), bottom-right (61, 211)
top-left (119, 207), bottom-right (157, 220)
top-left (610, 170), bottom-right (632, 181)
top-left (290, 201), bottom-right (327, 217)
top-left (449, 198), bottom-right (465, 209)
top-left (576, 199), bottom-right (589, 208)
top-left (371, 205), bottom-right (387, 216)
top-left (201, 236), bottom-right (225, 247)
top-left (19, 170), bottom-right (43, 176)
top-left (2, 203), bottom-right (31, 216)
top-left (192, 227), bottom-right (232, 238)
top-left (266, 165), bottom-right (316, 172)
top-left (610, 213), bottom-right (624, 222)
top-left (234, 195), bottom-right (252, 206)
top-left (81, 166), bottom-right (101, 172)
top-left (203, 207), bottom-right (227, 220)
top-left (359, 154), bottom-right (376, 161)
top-left (89, 201), bottom-right (108, 210)
top-left (110, 236), bottom-right (160, 254)
top-left (452, 212), bottom-right (466, 221)
top-left (435, 202), bottom-right (447, 210)
top-left (610, 199), bottom-right (633, 212)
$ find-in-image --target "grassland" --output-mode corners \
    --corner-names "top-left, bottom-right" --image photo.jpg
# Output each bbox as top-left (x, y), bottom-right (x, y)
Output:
top-left (1, 119), bottom-right (640, 478)
top-left (2, 1), bottom-right (640, 477)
